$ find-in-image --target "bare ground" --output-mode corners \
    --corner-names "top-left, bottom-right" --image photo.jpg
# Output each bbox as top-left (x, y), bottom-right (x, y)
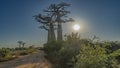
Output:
top-left (0, 51), bottom-right (51, 68)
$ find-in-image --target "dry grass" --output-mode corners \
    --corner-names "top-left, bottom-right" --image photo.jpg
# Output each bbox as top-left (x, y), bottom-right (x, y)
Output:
top-left (0, 51), bottom-right (51, 68)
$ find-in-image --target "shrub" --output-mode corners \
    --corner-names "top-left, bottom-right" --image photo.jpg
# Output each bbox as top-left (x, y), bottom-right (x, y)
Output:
top-left (44, 33), bottom-right (120, 68)
top-left (74, 45), bottom-right (118, 68)
top-left (0, 48), bottom-right (15, 62)
top-left (0, 48), bottom-right (9, 58)
top-left (44, 41), bottom-right (64, 62)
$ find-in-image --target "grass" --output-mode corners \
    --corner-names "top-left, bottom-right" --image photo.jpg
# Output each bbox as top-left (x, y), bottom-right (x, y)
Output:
top-left (0, 47), bottom-right (39, 62)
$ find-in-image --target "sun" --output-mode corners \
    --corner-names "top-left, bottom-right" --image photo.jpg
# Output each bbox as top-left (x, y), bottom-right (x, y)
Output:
top-left (73, 24), bottom-right (80, 31)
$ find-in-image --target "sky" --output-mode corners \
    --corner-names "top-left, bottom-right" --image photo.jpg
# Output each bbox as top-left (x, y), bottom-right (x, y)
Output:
top-left (0, 0), bottom-right (120, 47)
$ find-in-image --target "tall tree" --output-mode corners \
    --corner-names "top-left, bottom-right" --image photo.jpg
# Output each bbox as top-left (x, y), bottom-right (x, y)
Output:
top-left (44, 2), bottom-right (74, 41)
top-left (34, 13), bottom-right (56, 42)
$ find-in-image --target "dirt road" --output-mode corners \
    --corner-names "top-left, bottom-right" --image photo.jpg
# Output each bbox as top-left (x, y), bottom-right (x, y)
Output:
top-left (0, 51), bottom-right (51, 68)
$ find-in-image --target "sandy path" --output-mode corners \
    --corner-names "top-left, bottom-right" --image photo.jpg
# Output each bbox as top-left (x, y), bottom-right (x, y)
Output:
top-left (0, 51), bottom-right (51, 68)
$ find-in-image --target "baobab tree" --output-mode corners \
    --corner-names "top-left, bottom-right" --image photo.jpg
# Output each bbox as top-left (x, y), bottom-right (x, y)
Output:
top-left (34, 2), bottom-right (73, 42)
top-left (44, 2), bottom-right (74, 41)
top-left (22, 42), bottom-right (26, 48)
top-left (34, 13), bottom-right (56, 42)
top-left (17, 41), bottom-right (23, 48)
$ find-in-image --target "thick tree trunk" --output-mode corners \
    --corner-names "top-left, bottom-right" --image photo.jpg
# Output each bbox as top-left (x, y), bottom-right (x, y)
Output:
top-left (47, 29), bottom-right (51, 42)
top-left (57, 16), bottom-right (62, 41)
top-left (57, 23), bottom-right (62, 41)
top-left (50, 23), bottom-right (56, 41)
top-left (47, 21), bottom-right (56, 42)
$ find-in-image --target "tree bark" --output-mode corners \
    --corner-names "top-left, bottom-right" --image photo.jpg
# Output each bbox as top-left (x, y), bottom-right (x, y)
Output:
top-left (57, 16), bottom-right (62, 41)
top-left (50, 22), bottom-right (56, 41)
top-left (47, 29), bottom-right (51, 42)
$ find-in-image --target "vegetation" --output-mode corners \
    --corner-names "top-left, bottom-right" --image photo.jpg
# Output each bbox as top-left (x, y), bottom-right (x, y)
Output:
top-left (0, 48), bottom-right (12, 62)
top-left (44, 33), bottom-right (120, 68)
top-left (0, 46), bottom-right (39, 62)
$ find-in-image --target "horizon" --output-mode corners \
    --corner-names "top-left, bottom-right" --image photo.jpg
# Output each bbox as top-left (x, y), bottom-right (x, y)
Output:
top-left (0, 0), bottom-right (120, 48)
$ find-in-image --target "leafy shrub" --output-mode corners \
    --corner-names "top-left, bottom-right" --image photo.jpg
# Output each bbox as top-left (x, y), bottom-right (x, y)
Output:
top-left (0, 48), bottom-right (9, 58)
top-left (74, 45), bottom-right (118, 68)
top-left (4, 54), bottom-right (13, 61)
top-left (0, 48), bottom-right (15, 62)
top-left (44, 41), bottom-right (64, 64)
top-left (44, 33), bottom-right (120, 68)
top-left (0, 47), bottom-right (39, 62)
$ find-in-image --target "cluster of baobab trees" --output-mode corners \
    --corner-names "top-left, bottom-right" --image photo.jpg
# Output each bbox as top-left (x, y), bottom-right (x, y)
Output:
top-left (17, 41), bottom-right (26, 48)
top-left (34, 2), bottom-right (74, 42)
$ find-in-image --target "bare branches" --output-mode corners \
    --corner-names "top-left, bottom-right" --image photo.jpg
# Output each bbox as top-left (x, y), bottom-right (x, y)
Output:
top-left (61, 18), bottom-right (74, 23)
top-left (39, 26), bottom-right (49, 31)
top-left (34, 2), bottom-right (74, 42)
top-left (44, 2), bottom-right (70, 15)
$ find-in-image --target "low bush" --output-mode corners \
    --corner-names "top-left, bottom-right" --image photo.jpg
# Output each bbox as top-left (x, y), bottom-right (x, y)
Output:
top-left (19, 51), bottom-right (28, 55)
top-left (74, 45), bottom-right (118, 68)
top-left (0, 48), bottom-right (17, 62)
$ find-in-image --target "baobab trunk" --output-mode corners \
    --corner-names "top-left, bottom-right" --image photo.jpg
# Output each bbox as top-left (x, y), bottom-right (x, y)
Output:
top-left (47, 29), bottom-right (51, 42)
top-left (50, 22), bottom-right (56, 41)
top-left (57, 16), bottom-right (62, 41)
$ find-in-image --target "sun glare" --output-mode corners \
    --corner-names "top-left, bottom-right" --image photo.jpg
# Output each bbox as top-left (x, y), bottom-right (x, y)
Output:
top-left (73, 24), bottom-right (80, 31)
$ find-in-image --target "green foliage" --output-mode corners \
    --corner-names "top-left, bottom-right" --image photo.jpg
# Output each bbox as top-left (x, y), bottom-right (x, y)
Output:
top-left (4, 54), bottom-right (12, 61)
top-left (74, 45), bottom-right (118, 68)
top-left (44, 33), bottom-right (120, 68)
top-left (44, 33), bottom-right (81, 68)
top-left (0, 47), bottom-right (38, 62)
top-left (44, 41), bottom-right (64, 54)
top-left (0, 48), bottom-right (15, 62)
top-left (44, 41), bottom-right (64, 65)
top-left (0, 48), bottom-right (9, 58)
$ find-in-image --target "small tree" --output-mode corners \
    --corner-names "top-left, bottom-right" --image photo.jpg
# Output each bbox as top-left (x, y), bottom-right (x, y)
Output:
top-left (17, 41), bottom-right (23, 49)
top-left (22, 42), bottom-right (26, 48)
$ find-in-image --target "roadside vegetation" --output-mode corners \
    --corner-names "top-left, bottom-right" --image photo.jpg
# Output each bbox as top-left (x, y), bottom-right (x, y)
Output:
top-left (0, 46), bottom-right (39, 62)
top-left (44, 33), bottom-right (120, 68)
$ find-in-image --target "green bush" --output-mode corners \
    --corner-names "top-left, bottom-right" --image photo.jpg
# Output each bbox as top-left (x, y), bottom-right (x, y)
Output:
top-left (74, 45), bottom-right (118, 68)
top-left (0, 48), bottom-right (9, 58)
top-left (44, 33), bottom-right (120, 68)
top-left (4, 54), bottom-right (13, 61)
top-left (44, 41), bottom-right (64, 63)
top-left (0, 48), bottom-right (15, 62)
